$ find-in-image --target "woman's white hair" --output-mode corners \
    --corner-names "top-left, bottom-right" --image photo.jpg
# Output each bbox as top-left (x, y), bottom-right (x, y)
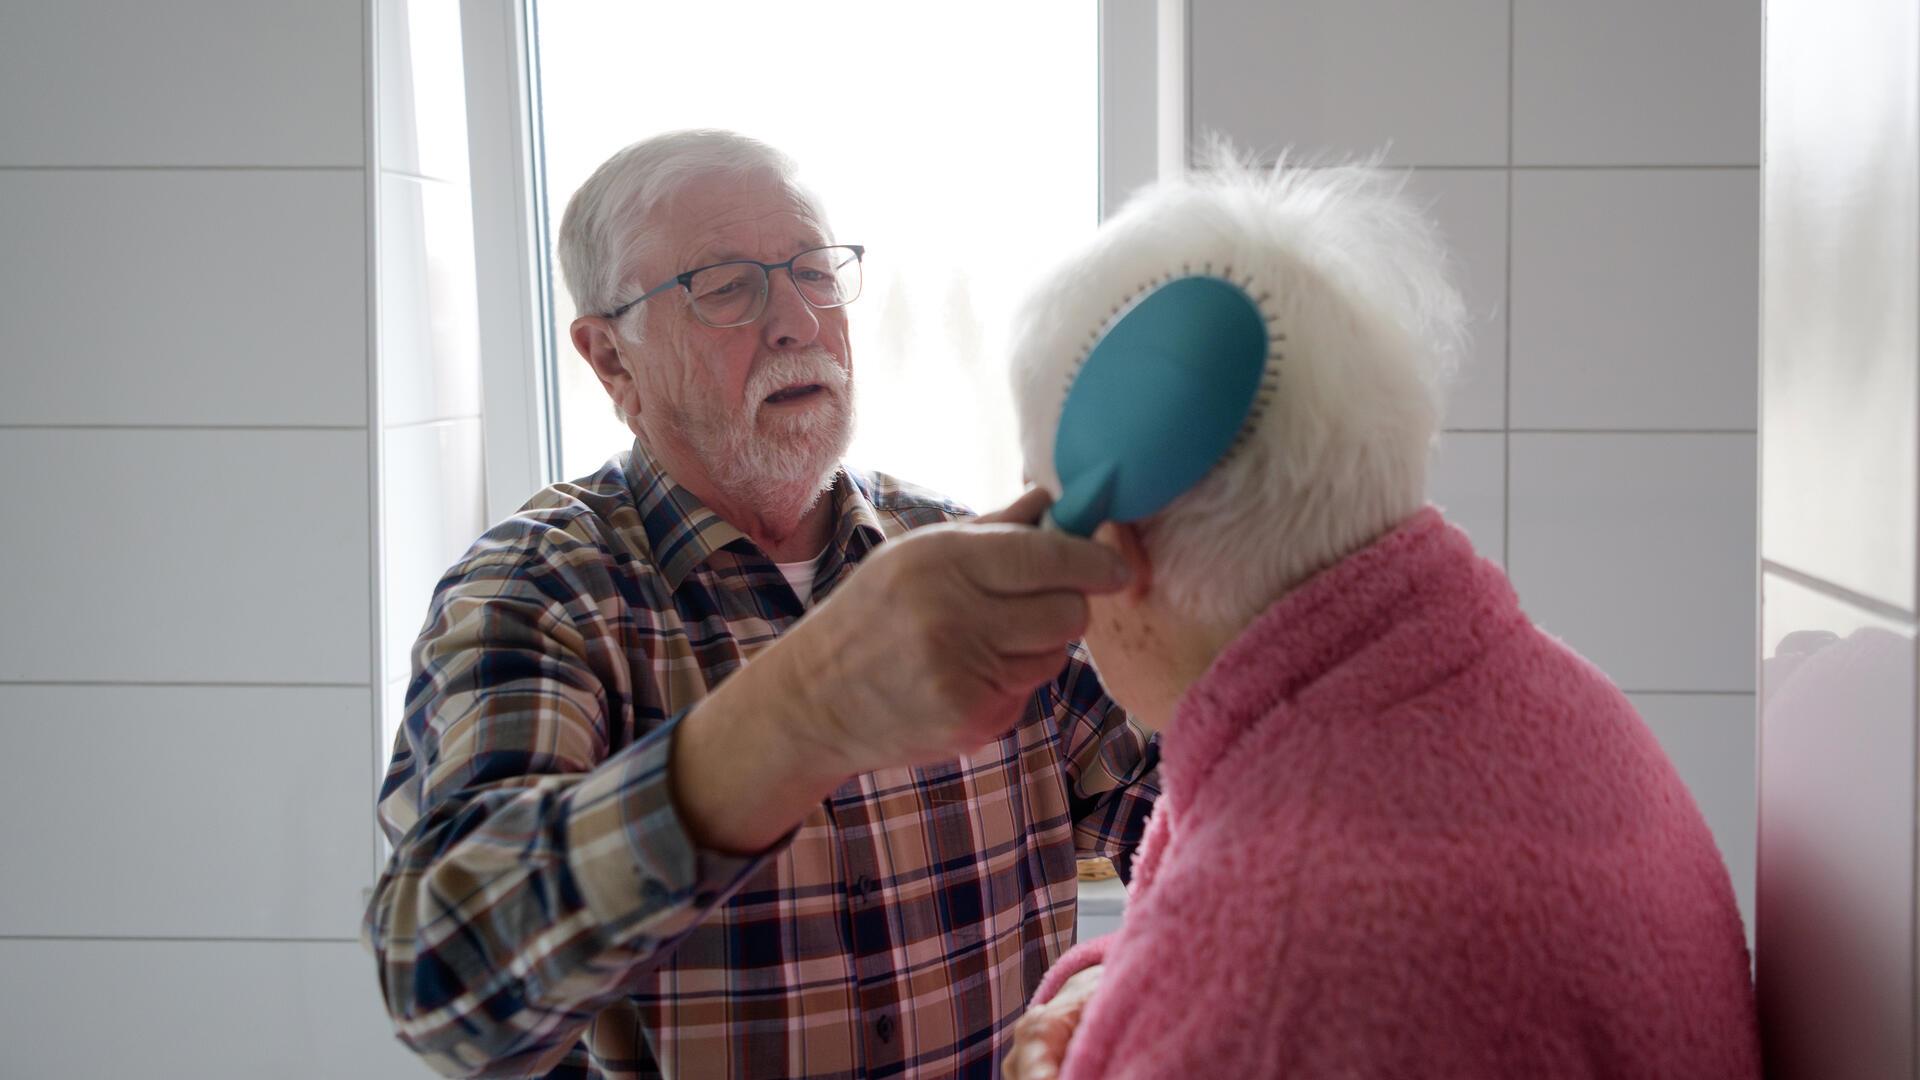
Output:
top-left (1009, 146), bottom-right (1468, 631)
top-left (556, 128), bottom-right (826, 335)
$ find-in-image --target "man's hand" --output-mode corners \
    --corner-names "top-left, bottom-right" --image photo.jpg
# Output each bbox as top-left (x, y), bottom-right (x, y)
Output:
top-left (780, 486), bottom-right (1130, 777)
top-left (670, 487), bottom-right (1130, 854)
top-left (1003, 965), bottom-right (1104, 1080)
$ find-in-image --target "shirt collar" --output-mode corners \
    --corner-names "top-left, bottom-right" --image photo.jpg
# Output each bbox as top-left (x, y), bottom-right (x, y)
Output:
top-left (623, 438), bottom-right (887, 591)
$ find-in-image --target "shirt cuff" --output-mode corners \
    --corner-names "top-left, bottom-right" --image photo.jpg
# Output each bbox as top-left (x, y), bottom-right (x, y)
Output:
top-left (563, 709), bottom-right (786, 948)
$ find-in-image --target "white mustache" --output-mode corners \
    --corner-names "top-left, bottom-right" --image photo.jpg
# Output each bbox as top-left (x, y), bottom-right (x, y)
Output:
top-left (746, 349), bottom-right (847, 408)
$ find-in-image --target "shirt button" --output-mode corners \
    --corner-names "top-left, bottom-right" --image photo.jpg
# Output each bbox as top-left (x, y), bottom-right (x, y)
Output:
top-left (852, 874), bottom-right (872, 903)
top-left (876, 1013), bottom-right (894, 1043)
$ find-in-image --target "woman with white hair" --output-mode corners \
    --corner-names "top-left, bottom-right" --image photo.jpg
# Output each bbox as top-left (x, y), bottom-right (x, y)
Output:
top-left (1000, 157), bottom-right (1761, 1078)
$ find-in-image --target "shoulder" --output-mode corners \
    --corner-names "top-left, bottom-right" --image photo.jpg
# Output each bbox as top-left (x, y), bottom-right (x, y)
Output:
top-left (845, 466), bottom-right (978, 533)
top-left (444, 462), bottom-right (655, 598)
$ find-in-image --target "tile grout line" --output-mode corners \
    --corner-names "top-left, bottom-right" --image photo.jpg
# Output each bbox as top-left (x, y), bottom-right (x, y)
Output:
top-left (0, 679), bottom-right (371, 690)
top-left (1503, 0), bottom-right (1515, 569)
top-left (0, 934), bottom-right (362, 944)
top-left (0, 423), bottom-right (366, 432)
top-left (0, 164), bottom-right (364, 172)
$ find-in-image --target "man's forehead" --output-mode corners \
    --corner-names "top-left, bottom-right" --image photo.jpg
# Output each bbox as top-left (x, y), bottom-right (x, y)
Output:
top-left (655, 173), bottom-right (829, 266)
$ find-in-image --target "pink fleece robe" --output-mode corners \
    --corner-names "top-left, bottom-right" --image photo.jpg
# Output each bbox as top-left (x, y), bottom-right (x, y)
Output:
top-left (1037, 508), bottom-right (1760, 1078)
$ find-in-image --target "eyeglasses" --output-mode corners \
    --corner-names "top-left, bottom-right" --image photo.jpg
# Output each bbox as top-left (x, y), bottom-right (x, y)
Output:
top-left (603, 244), bottom-right (865, 328)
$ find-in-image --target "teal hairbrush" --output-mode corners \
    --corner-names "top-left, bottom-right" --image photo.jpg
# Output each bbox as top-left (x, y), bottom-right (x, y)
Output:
top-left (1045, 270), bottom-right (1281, 537)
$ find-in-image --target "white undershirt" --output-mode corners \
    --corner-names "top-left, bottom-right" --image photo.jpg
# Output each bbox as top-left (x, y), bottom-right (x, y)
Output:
top-left (775, 550), bottom-right (826, 607)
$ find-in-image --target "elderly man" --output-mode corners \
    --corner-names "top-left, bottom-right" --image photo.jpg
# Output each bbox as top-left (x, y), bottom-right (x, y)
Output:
top-left (364, 129), bottom-right (1159, 1079)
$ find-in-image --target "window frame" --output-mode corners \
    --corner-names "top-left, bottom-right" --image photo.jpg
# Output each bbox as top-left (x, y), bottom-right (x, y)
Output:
top-left (461, 0), bottom-right (1187, 511)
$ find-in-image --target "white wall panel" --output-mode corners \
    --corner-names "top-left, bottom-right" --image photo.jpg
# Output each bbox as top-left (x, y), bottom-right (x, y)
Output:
top-left (1189, 0), bottom-right (1509, 167)
top-left (0, 429), bottom-right (373, 685)
top-left (1761, 0), bottom-right (1918, 614)
top-left (0, 170), bottom-right (367, 427)
top-left (1630, 692), bottom-right (1757, 945)
top-left (1758, 571), bottom-right (1916, 1078)
top-left (1513, 0), bottom-right (1761, 165)
top-left (0, 685), bottom-right (373, 939)
top-left (1509, 433), bottom-right (1756, 691)
top-left (0, 940), bottom-right (423, 1079)
top-left (1428, 432), bottom-right (1505, 566)
top-left (379, 174), bottom-right (482, 427)
top-left (1510, 169), bottom-right (1759, 431)
top-left (0, 0), bottom-right (364, 167)
top-left (1406, 169), bottom-right (1507, 430)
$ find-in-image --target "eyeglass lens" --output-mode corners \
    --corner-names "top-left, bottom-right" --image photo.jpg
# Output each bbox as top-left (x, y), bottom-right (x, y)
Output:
top-left (686, 246), bottom-right (862, 328)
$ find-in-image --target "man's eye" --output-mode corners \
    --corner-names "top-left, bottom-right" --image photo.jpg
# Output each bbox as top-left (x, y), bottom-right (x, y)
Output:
top-left (702, 280), bottom-right (744, 299)
top-left (795, 268), bottom-right (830, 283)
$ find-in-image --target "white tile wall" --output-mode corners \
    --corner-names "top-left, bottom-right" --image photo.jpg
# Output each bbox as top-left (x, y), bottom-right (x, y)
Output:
top-left (1630, 692), bottom-right (1757, 944)
top-left (1508, 434), bottom-right (1755, 692)
top-left (1405, 169), bottom-right (1508, 430)
top-left (0, 940), bottom-right (423, 1078)
top-left (0, 1), bottom-right (482, 1075)
top-left (0, 0), bottom-right (364, 167)
top-left (0, 685), bottom-right (374, 939)
top-left (382, 418), bottom-right (486, 678)
top-left (1761, 0), bottom-right (1919, 615)
top-left (1513, 0), bottom-right (1761, 166)
top-left (1511, 170), bottom-right (1759, 431)
top-left (1189, 0), bottom-right (1510, 167)
top-left (0, 429), bottom-right (373, 685)
top-left (379, 174), bottom-right (483, 427)
top-left (1757, 571), bottom-right (1917, 1078)
top-left (0, 170), bottom-right (368, 427)
top-left (1428, 432), bottom-right (1505, 565)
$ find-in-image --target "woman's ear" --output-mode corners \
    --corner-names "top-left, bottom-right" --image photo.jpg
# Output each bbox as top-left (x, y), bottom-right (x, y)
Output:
top-left (1108, 521), bottom-right (1153, 605)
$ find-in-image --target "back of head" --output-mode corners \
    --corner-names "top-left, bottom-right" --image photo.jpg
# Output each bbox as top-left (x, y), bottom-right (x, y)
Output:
top-left (556, 128), bottom-right (824, 325)
top-left (1009, 148), bottom-right (1468, 630)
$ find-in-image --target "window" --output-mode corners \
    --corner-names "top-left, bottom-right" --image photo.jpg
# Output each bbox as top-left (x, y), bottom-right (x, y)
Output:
top-left (531, 2), bottom-right (1098, 511)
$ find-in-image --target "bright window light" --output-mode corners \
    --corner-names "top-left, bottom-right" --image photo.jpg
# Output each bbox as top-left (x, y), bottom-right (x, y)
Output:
top-left (533, 2), bottom-right (1097, 511)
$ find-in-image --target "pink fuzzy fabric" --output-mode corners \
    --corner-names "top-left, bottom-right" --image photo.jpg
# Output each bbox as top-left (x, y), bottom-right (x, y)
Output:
top-left (1037, 508), bottom-right (1759, 1078)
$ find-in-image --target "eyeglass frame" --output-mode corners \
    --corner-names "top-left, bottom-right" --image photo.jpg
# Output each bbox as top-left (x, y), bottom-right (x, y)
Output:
top-left (600, 243), bottom-right (866, 326)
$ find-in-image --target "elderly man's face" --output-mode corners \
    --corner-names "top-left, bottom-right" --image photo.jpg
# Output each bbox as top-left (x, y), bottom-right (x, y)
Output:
top-left (627, 169), bottom-right (855, 506)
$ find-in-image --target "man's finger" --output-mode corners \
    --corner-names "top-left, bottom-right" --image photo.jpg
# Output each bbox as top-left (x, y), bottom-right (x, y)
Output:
top-left (975, 485), bottom-right (1054, 526)
top-left (1022, 1025), bottom-right (1068, 1079)
top-left (972, 590), bottom-right (1091, 656)
top-left (948, 528), bottom-right (1130, 597)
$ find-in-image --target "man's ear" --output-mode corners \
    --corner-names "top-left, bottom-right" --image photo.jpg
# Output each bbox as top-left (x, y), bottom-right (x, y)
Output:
top-left (570, 316), bottom-right (643, 420)
top-left (1109, 521), bottom-right (1153, 604)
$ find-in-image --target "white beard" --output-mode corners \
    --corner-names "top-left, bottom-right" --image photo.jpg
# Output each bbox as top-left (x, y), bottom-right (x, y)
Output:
top-left (662, 346), bottom-right (854, 518)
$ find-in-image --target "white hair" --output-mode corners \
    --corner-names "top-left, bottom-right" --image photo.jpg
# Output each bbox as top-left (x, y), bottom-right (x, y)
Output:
top-left (1009, 147), bottom-right (1468, 630)
top-left (556, 128), bottom-right (827, 332)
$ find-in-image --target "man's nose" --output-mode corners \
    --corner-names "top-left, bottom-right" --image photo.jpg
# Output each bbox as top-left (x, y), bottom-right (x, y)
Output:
top-left (762, 269), bottom-right (820, 348)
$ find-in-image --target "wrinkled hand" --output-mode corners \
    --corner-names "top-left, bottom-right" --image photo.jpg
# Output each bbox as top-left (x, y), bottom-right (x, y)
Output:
top-left (1003, 965), bottom-right (1104, 1080)
top-left (783, 487), bottom-right (1129, 777)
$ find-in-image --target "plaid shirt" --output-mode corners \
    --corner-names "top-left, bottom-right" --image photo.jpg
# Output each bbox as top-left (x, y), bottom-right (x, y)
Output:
top-left (366, 442), bottom-right (1160, 1079)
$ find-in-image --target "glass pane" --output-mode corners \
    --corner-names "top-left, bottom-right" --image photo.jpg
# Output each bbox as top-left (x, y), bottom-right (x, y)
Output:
top-left (533, 2), bottom-right (1096, 511)
top-left (688, 263), bottom-right (767, 327)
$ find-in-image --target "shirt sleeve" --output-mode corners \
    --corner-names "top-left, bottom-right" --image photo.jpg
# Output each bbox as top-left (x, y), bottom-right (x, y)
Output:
top-left (363, 532), bottom-right (782, 1078)
top-left (1052, 641), bottom-right (1161, 881)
